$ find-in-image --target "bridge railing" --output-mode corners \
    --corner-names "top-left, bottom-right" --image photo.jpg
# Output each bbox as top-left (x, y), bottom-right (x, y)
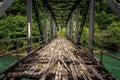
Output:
top-left (79, 37), bottom-right (120, 59)
top-left (0, 36), bottom-right (48, 72)
top-left (0, 36), bottom-right (45, 58)
top-left (79, 37), bottom-right (120, 79)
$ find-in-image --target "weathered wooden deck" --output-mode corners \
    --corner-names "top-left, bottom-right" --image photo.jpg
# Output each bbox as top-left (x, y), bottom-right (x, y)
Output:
top-left (1, 37), bottom-right (115, 80)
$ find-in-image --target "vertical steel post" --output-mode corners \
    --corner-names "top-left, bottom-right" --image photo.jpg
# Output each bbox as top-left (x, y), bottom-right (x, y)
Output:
top-left (69, 18), bottom-right (71, 38)
top-left (51, 16), bottom-right (53, 38)
top-left (26, 0), bottom-right (32, 53)
top-left (100, 39), bottom-right (103, 63)
top-left (66, 24), bottom-right (68, 38)
top-left (53, 21), bottom-right (56, 38)
top-left (75, 5), bottom-right (79, 44)
top-left (67, 19), bottom-right (70, 38)
top-left (89, 0), bottom-right (95, 55)
top-left (39, 36), bottom-right (41, 46)
top-left (44, 4), bottom-right (47, 43)
top-left (55, 21), bottom-right (57, 37)
top-left (49, 12), bottom-right (52, 39)
top-left (71, 15), bottom-right (73, 40)
top-left (52, 20), bottom-right (54, 38)
top-left (66, 22), bottom-right (68, 37)
top-left (16, 38), bottom-right (19, 59)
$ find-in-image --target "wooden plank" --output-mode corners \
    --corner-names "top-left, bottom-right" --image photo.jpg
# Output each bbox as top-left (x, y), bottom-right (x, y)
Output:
top-left (1, 37), bottom-right (115, 80)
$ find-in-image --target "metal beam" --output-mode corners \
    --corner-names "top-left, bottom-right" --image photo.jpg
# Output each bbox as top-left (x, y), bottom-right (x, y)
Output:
top-left (75, 5), bottom-right (79, 44)
top-left (55, 22), bottom-right (57, 37)
top-left (107, 0), bottom-right (120, 18)
top-left (53, 21), bottom-right (56, 38)
top-left (44, 3), bottom-right (47, 43)
top-left (42, 0), bottom-right (58, 29)
top-left (69, 17), bottom-right (71, 38)
top-left (51, 6), bottom-right (72, 10)
top-left (46, 1), bottom-right (76, 2)
top-left (26, 0), bottom-right (32, 53)
top-left (0, 0), bottom-right (14, 17)
top-left (67, 19), bottom-right (70, 38)
top-left (79, 0), bottom-right (89, 39)
top-left (89, 0), bottom-right (95, 55)
top-left (70, 14), bottom-right (74, 39)
top-left (51, 8), bottom-right (72, 10)
top-left (66, 21), bottom-right (68, 37)
top-left (54, 13), bottom-right (69, 17)
top-left (32, 0), bottom-right (43, 36)
top-left (66, 0), bottom-right (81, 26)
top-left (49, 12), bottom-right (52, 39)
top-left (46, 0), bottom-right (76, 1)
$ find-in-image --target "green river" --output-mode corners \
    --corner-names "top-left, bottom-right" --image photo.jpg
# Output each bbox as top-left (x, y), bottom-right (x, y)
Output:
top-left (94, 52), bottom-right (120, 80)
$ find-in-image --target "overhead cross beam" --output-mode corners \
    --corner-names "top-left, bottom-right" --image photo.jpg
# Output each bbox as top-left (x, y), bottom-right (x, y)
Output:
top-left (46, 0), bottom-right (78, 28)
top-left (0, 0), bottom-right (14, 17)
top-left (79, 0), bottom-right (90, 39)
top-left (42, 0), bottom-right (58, 28)
top-left (51, 6), bottom-right (72, 10)
top-left (66, 0), bottom-right (81, 26)
top-left (46, 0), bottom-right (76, 2)
top-left (32, 0), bottom-right (43, 36)
top-left (47, 0), bottom-right (75, 3)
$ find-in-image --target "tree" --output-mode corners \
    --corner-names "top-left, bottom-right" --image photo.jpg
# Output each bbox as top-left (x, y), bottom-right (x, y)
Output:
top-left (0, 15), bottom-right (27, 39)
top-left (107, 22), bottom-right (120, 40)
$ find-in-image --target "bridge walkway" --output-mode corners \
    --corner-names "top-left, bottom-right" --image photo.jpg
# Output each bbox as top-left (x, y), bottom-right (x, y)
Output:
top-left (0, 37), bottom-right (115, 80)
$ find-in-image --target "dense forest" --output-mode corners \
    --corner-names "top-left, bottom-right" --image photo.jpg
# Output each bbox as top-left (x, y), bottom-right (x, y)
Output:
top-left (0, 0), bottom-right (120, 54)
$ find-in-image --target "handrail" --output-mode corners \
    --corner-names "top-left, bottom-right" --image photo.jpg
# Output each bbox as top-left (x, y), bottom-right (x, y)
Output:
top-left (0, 50), bottom-right (16, 57)
top-left (79, 41), bottom-right (120, 62)
top-left (0, 41), bottom-right (44, 57)
top-left (0, 37), bottom-right (54, 75)
top-left (0, 36), bottom-right (45, 57)
top-left (80, 37), bottom-right (120, 43)
top-left (0, 36), bottom-right (44, 42)
top-left (0, 44), bottom-right (45, 75)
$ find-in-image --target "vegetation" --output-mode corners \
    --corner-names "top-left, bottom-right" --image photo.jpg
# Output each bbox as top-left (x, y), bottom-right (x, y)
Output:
top-left (57, 28), bottom-right (66, 37)
top-left (81, 0), bottom-right (120, 52)
top-left (0, 0), bottom-right (120, 54)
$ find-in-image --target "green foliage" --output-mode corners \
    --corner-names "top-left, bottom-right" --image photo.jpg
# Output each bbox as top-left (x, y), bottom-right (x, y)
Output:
top-left (107, 22), bottom-right (120, 40)
top-left (96, 11), bottom-right (119, 29)
top-left (0, 0), bottom-right (40, 53)
top-left (0, 15), bottom-right (26, 39)
top-left (6, 0), bottom-right (26, 15)
top-left (104, 22), bottom-right (120, 51)
top-left (57, 28), bottom-right (66, 37)
top-left (81, 27), bottom-right (89, 39)
top-left (102, 38), bottom-right (119, 51)
top-left (0, 0), bottom-right (120, 53)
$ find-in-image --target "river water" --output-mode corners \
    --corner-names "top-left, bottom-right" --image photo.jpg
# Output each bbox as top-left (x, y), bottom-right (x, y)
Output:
top-left (0, 55), bottom-right (18, 71)
top-left (94, 52), bottom-right (120, 80)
